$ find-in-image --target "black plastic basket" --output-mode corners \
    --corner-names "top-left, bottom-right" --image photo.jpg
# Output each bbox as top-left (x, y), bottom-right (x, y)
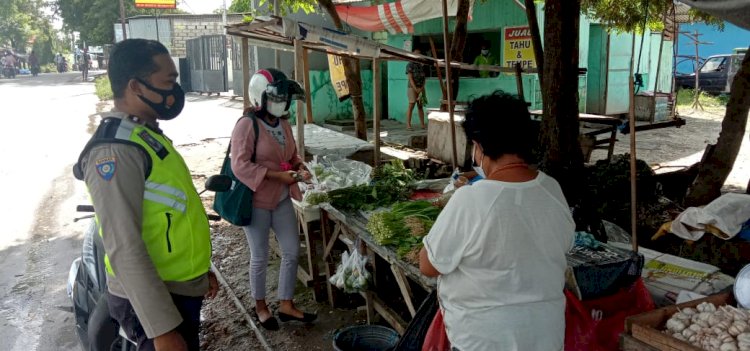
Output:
top-left (333, 325), bottom-right (400, 351)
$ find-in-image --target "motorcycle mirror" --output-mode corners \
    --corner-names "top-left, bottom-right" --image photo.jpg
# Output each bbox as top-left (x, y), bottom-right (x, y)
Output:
top-left (204, 175), bottom-right (232, 193)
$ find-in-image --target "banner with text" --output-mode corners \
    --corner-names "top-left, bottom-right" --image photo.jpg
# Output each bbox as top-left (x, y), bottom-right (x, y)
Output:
top-left (327, 54), bottom-right (351, 101)
top-left (503, 26), bottom-right (536, 69)
top-left (135, 0), bottom-right (176, 9)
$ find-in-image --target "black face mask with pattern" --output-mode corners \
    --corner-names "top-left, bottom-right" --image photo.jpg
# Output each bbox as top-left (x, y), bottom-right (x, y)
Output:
top-left (137, 78), bottom-right (185, 120)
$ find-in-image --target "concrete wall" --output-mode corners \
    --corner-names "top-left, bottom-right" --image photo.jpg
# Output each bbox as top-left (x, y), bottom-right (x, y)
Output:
top-left (127, 14), bottom-right (245, 58)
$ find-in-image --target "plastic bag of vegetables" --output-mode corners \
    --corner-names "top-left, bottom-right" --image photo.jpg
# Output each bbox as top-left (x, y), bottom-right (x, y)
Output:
top-left (328, 249), bottom-right (370, 294)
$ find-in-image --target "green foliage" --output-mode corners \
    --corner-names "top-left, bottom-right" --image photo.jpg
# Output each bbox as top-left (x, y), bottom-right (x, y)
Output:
top-left (55, 0), bottom-right (188, 46)
top-left (579, 0), bottom-right (723, 32)
top-left (42, 63), bottom-right (57, 73)
top-left (676, 88), bottom-right (728, 107)
top-left (95, 75), bottom-right (114, 101)
top-left (228, 0), bottom-right (316, 16)
top-left (0, 0), bottom-right (61, 58)
top-left (328, 160), bottom-right (416, 211)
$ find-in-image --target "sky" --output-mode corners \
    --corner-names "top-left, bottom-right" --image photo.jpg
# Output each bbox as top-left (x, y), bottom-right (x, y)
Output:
top-left (178, 0), bottom-right (227, 14)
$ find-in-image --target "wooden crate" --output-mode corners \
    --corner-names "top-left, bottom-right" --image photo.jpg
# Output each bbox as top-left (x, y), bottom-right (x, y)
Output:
top-left (625, 292), bottom-right (735, 351)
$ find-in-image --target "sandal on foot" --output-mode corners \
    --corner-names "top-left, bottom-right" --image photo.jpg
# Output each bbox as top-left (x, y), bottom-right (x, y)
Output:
top-left (278, 312), bottom-right (318, 323)
top-left (257, 315), bottom-right (280, 330)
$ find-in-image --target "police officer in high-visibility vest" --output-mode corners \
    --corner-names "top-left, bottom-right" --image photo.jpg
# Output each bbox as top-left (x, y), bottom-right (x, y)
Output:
top-left (73, 39), bottom-right (218, 351)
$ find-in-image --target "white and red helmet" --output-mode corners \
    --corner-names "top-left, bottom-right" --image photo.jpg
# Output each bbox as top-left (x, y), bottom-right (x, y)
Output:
top-left (248, 68), bottom-right (306, 117)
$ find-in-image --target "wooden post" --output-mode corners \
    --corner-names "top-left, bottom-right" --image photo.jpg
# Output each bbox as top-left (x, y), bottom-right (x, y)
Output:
top-left (242, 38), bottom-right (250, 110)
top-left (515, 62), bottom-right (525, 102)
top-left (294, 38), bottom-right (305, 155)
top-left (523, 0), bottom-right (544, 89)
top-left (653, 28), bottom-right (665, 94)
top-left (118, 0), bottom-right (127, 40)
top-left (629, 33), bottom-right (638, 252)
top-left (441, 0), bottom-right (458, 168)
top-left (373, 58), bottom-right (382, 167)
top-left (692, 30), bottom-right (704, 110)
top-left (428, 37), bottom-right (447, 104)
top-left (303, 48), bottom-right (313, 123)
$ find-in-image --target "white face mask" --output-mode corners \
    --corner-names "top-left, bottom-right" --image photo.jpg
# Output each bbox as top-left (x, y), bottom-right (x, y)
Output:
top-left (472, 143), bottom-right (486, 179)
top-left (481, 49), bottom-right (489, 56)
top-left (266, 100), bottom-right (288, 118)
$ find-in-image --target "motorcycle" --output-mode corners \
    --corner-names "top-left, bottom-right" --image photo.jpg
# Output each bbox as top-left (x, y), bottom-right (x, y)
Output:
top-left (67, 175), bottom-right (231, 351)
top-left (3, 64), bottom-right (16, 78)
top-left (57, 60), bottom-right (68, 73)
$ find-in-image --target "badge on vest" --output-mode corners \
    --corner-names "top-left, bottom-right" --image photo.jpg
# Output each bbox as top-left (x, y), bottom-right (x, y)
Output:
top-left (95, 157), bottom-right (116, 181)
top-left (138, 130), bottom-right (169, 159)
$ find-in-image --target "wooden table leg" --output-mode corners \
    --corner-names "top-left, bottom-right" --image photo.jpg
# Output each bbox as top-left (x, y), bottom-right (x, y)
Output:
top-left (607, 127), bottom-right (617, 161)
top-left (391, 264), bottom-right (417, 317)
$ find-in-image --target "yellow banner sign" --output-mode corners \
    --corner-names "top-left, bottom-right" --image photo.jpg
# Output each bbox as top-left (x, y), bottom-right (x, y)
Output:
top-left (503, 26), bottom-right (536, 69)
top-left (135, 0), bottom-right (176, 9)
top-left (327, 54), bottom-right (350, 101)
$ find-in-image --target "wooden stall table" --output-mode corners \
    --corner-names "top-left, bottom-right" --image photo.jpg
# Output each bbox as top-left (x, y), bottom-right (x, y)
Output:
top-left (529, 110), bottom-right (622, 162)
top-left (319, 203), bottom-right (436, 334)
top-left (268, 200), bottom-right (327, 302)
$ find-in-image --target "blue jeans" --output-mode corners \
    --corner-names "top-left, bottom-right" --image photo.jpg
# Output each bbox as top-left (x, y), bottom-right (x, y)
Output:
top-left (242, 196), bottom-right (300, 300)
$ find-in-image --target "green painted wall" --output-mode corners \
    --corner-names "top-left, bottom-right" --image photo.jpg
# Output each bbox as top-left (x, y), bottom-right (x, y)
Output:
top-left (386, 2), bottom-right (592, 122)
top-left (289, 69), bottom-right (374, 124)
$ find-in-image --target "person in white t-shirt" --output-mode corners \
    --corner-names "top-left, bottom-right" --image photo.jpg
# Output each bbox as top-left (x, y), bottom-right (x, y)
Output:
top-left (420, 90), bottom-right (575, 351)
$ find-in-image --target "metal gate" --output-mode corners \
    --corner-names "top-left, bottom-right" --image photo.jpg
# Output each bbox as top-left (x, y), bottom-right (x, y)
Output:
top-left (231, 36), bottom-right (258, 97)
top-left (186, 35), bottom-right (228, 93)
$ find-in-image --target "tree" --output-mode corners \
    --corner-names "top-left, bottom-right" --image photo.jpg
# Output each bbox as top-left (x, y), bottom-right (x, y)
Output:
top-left (317, 0), bottom-right (368, 140)
top-left (538, 0), bottom-right (585, 205)
top-left (684, 47), bottom-right (750, 205)
top-left (55, 0), bottom-right (188, 46)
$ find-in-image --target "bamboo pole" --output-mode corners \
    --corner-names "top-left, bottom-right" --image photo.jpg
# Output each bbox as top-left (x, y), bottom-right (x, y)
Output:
top-left (629, 33), bottom-right (638, 253)
top-left (373, 58), bottom-right (381, 167)
top-left (294, 38), bottom-right (305, 155)
top-left (441, 0), bottom-right (458, 168)
top-left (515, 62), bottom-right (525, 102)
top-left (242, 38), bottom-right (250, 110)
top-left (303, 48), bottom-right (313, 123)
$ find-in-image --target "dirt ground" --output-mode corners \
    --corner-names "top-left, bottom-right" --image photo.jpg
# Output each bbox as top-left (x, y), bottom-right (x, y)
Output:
top-left (174, 102), bottom-right (748, 351)
top-left (179, 140), bottom-right (367, 351)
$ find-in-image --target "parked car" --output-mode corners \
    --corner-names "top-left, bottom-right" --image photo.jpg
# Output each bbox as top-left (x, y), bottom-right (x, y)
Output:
top-left (676, 49), bottom-right (747, 95)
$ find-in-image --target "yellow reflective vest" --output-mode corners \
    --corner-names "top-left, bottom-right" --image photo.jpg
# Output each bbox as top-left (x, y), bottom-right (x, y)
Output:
top-left (74, 117), bottom-right (211, 282)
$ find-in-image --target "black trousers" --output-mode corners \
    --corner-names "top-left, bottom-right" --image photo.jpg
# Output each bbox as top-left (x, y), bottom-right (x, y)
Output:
top-left (108, 292), bottom-right (203, 351)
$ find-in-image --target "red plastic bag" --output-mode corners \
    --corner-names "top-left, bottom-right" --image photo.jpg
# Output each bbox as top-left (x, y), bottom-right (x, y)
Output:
top-left (422, 309), bottom-right (451, 351)
top-left (565, 278), bottom-right (654, 351)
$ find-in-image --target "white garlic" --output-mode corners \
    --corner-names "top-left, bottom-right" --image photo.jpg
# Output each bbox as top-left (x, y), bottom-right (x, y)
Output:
top-left (683, 307), bottom-right (698, 316)
top-left (692, 323), bottom-right (707, 332)
top-left (737, 333), bottom-right (750, 344)
top-left (712, 314), bottom-right (730, 326)
top-left (718, 332), bottom-right (735, 343)
top-left (713, 338), bottom-right (727, 349)
top-left (674, 312), bottom-right (691, 321)
top-left (719, 321), bottom-right (734, 330)
top-left (674, 332), bottom-right (688, 341)
top-left (684, 327), bottom-right (697, 338)
top-left (667, 318), bottom-right (688, 333)
top-left (722, 342), bottom-right (740, 351)
top-left (699, 302), bottom-right (719, 313)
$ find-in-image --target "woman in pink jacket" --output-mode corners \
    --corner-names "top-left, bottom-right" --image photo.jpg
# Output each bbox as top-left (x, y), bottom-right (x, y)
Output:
top-left (230, 68), bottom-right (316, 330)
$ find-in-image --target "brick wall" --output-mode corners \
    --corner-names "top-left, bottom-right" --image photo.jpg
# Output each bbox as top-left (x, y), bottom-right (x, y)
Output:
top-left (169, 14), bottom-right (244, 57)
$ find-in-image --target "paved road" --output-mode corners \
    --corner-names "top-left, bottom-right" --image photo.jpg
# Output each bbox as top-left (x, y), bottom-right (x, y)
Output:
top-left (0, 71), bottom-right (243, 351)
top-left (0, 71), bottom-right (99, 351)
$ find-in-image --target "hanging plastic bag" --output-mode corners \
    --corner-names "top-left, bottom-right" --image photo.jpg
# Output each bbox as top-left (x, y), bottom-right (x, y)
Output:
top-left (329, 249), bottom-right (370, 294)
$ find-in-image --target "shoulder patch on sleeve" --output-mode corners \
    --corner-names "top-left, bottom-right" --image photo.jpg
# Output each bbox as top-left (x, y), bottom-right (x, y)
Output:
top-left (95, 157), bottom-right (117, 181)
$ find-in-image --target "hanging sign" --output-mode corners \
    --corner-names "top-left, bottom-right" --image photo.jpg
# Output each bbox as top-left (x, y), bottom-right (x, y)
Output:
top-left (135, 0), bottom-right (176, 9)
top-left (327, 54), bottom-right (351, 101)
top-left (503, 26), bottom-right (536, 69)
